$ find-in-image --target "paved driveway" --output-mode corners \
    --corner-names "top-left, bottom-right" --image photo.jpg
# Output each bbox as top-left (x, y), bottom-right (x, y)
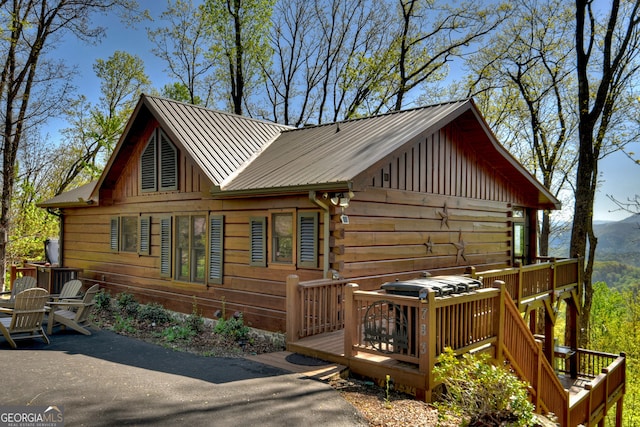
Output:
top-left (0, 329), bottom-right (367, 426)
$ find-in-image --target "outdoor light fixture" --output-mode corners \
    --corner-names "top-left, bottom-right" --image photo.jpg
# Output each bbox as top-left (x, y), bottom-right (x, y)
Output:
top-left (330, 192), bottom-right (350, 208)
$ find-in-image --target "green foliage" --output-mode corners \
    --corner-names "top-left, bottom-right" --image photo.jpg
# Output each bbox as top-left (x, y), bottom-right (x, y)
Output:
top-left (433, 348), bottom-right (536, 427)
top-left (94, 289), bottom-right (112, 311)
top-left (185, 299), bottom-right (205, 334)
top-left (593, 261), bottom-right (640, 291)
top-left (214, 313), bottom-right (249, 341)
top-left (137, 302), bottom-right (172, 325)
top-left (116, 292), bottom-right (139, 317)
top-left (162, 324), bottom-right (196, 342)
top-left (113, 314), bottom-right (136, 334)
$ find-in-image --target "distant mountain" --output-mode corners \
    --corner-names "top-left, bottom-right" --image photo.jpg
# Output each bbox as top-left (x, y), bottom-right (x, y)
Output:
top-left (549, 213), bottom-right (640, 262)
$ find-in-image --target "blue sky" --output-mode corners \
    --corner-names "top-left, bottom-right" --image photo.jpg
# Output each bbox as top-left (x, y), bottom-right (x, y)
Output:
top-left (47, 1), bottom-right (640, 222)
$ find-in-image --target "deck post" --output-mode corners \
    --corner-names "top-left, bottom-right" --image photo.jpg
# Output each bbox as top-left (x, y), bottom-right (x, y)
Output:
top-left (424, 288), bottom-right (437, 402)
top-left (343, 283), bottom-right (358, 359)
top-left (493, 280), bottom-right (506, 363)
top-left (286, 274), bottom-right (300, 345)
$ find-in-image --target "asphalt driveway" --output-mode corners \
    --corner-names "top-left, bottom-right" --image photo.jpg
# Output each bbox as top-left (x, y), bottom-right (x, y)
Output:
top-left (0, 329), bottom-right (367, 426)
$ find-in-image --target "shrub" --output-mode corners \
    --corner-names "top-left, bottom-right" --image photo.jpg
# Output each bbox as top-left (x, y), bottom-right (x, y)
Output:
top-left (214, 312), bottom-right (249, 341)
top-left (162, 325), bottom-right (196, 342)
top-left (185, 298), bottom-right (205, 333)
top-left (433, 347), bottom-right (536, 427)
top-left (116, 292), bottom-right (139, 316)
top-left (113, 314), bottom-right (136, 334)
top-left (137, 302), bottom-right (172, 325)
top-left (94, 289), bottom-right (112, 311)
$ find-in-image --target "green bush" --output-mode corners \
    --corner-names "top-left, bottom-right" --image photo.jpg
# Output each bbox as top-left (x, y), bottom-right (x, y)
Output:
top-left (433, 347), bottom-right (536, 427)
top-left (214, 313), bottom-right (249, 341)
top-left (137, 302), bottom-right (172, 325)
top-left (185, 299), bottom-right (205, 333)
top-left (162, 325), bottom-right (196, 342)
top-left (94, 289), bottom-right (112, 311)
top-left (116, 292), bottom-right (139, 316)
top-left (113, 314), bottom-right (136, 334)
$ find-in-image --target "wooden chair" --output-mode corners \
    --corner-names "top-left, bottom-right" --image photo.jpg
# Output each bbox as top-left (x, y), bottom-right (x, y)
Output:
top-left (0, 276), bottom-right (37, 309)
top-left (47, 284), bottom-right (99, 336)
top-left (0, 288), bottom-right (50, 348)
top-left (50, 279), bottom-right (83, 302)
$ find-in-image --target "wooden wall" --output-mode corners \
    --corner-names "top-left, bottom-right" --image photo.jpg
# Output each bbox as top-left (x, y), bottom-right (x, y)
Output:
top-left (59, 119), bottom-right (538, 332)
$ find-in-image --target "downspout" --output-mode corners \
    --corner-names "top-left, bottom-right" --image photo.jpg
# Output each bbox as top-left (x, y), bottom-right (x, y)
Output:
top-left (309, 191), bottom-right (331, 278)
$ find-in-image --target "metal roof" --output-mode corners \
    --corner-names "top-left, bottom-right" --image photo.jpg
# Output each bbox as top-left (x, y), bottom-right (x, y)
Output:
top-left (221, 100), bottom-right (472, 191)
top-left (37, 181), bottom-right (97, 208)
top-left (144, 96), bottom-right (291, 186)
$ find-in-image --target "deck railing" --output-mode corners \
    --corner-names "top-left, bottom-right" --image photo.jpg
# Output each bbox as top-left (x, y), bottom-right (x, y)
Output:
top-left (287, 259), bottom-right (581, 342)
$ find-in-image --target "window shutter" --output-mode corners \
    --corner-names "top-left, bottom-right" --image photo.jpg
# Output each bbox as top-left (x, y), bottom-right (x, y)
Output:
top-left (159, 131), bottom-right (178, 191)
top-left (208, 215), bottom-right (224, 283)
top-left (140, 133), bottom-right (157, 192)
top-left (110, 217), bottom-right (119, 252)
top-left (249, 217), bottom-right (266, 267)
top-left (298, 212), bottom-right (318, 268)
top-left (160, 217), bottom-right (172, 277)
top-left (139, 216), bottom-right (151, 256)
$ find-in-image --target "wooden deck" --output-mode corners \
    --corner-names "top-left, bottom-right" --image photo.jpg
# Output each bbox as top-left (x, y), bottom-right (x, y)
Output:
top-left (285, 260), bottom-right (626, 426)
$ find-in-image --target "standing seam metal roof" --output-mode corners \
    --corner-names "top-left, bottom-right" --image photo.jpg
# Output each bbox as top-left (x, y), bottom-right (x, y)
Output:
top-left (220, 100), bottom-right (470, 191)
top-left (145, 96), bottom-right (291, 186)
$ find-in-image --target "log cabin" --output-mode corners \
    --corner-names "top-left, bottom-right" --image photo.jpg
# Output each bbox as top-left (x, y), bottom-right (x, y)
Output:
top-left (39, 94), bottom-right (558, 330)
top-left (38, 95), bottom-right (626, 424)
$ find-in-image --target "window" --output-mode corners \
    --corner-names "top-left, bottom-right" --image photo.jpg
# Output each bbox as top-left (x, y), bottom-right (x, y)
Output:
top-left (139, 216), bottom-right (151, 256)
top-left (141, 129), bottom-right (178, 192)
top-left (512, 208), bottom-right (528, 265)
top-left (250, 211), bottom-right (319, 268)
top-left (175, 215), bottom-right (206, 283)
top-left (120, 217), bottom-right (138, 252)
top-left (110, 216), bottom-right (141, 253)
top-left (272, 213), bottom-right (293, 263)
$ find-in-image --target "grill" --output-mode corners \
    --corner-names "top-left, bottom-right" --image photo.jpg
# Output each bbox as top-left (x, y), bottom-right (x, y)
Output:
top-left (380, 275), bottom-right (481, 299)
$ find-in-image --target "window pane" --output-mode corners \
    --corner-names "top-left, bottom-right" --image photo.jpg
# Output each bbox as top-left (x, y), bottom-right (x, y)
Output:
top-left (273, 213), bottom-right (293, 263)
top-left (121, 217), bottom-right (138, 253)
top-left (192, 216), bottom-right (206, 282)
top-left (176, 216), bottom-right (190, 281)
top-left (514, 223), bottom-right (524, 257)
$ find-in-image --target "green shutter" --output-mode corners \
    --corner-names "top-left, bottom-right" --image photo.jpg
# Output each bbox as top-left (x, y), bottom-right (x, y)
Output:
top-left (297, 212), bottom-right (318, 268)
top-left (159, 131), bottom-right (178, 191)
top-left (160, 217), bottom-right (172, 277)
top-left (208, 215), bottom-right (224, 284)
top-left (249, 217), bottom-right (266, 267)
top-left (139, 216), bottom-right (151, 256)
top-left (110, 217), bottom-right (120, 252)
top-left (140, 133), bottom-right (157, 192)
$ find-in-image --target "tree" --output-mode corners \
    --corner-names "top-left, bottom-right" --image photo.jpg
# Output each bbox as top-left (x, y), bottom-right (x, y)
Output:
top-left (201, 0), bottom-right (275, 115)
top-left (56, 51), bottom-right (149, 195)
top-left (147, 0), bottom-right (216, 107)
top-left (572, 0), bottom-right (640, 345)
top-left (0, 0), bottom-right (139, 289)
top-left (466, 0), bottom-right (578, 257)
top-left (385, 0), bottom-right (509, 111)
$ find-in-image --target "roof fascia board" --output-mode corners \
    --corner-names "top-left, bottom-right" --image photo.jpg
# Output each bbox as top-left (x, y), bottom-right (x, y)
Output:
top-left (211, 181), bottom-right (352, 199)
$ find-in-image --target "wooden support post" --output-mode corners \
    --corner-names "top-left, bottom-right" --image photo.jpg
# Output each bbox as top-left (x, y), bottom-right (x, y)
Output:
top-left (494, 280), bottom-right (506, 363)
top-left (343, 283), bottom-right (358, 359)
top-left (424, 288), bottom-right (437, 403)
top-left (616, 395), bottom-right (624, 427)
top-left (286, 274), bottom-right (300, 346)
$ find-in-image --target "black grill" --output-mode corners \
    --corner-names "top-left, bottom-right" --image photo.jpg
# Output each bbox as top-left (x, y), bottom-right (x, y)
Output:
top-left (380, 275), bottom-right (481, 298)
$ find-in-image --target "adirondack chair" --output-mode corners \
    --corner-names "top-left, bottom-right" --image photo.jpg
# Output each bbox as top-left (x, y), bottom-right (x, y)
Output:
top-left (50, 279), bottom-right (83, 302)
top-left (0, 276), bottom-right (37, 309)
top-left (47, 284), bottom-right (99, 336)
top-left (0, 287), bottom-right (50, 348)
